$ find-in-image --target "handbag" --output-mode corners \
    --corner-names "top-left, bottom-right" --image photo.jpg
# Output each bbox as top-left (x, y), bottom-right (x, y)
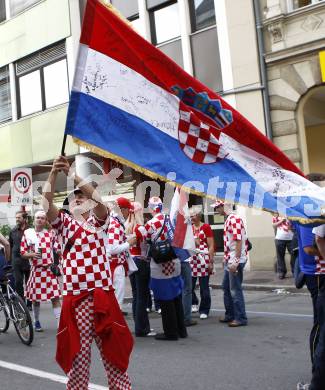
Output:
top-left (148, 216), bottom-right (176, 264)
top-left (246, 239), bottom-right (253, 252)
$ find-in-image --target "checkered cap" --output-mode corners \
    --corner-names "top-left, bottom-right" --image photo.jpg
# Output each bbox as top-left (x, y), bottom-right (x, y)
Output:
top-left (148, 197), bottom-right (163, 213)
top-left (178, 109), bottom-right (228, 164)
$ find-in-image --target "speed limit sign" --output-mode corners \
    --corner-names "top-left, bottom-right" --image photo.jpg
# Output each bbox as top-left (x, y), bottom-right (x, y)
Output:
top-left (11, 168), bottom-right (33, 205)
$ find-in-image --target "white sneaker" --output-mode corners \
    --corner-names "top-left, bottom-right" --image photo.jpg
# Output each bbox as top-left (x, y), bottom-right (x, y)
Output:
top-left (192, 305), bottom-right (199, 313)
top-left (297, 383), bottom-right (310, 390)
top-left (156, 309), bottom-right (161, 314)
top-left (200, 313), bottom-right (208, 319)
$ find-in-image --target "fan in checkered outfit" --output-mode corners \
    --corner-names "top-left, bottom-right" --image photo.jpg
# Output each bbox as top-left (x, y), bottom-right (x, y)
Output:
top-left (178, 106), bottom-right (228, 164)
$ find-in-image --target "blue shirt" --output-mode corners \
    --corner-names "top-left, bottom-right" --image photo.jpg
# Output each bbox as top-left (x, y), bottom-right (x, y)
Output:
top-left (294, 223), bottom-right (316, 275)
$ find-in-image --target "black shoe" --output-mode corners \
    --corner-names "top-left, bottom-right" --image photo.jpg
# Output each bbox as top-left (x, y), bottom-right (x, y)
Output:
top-left (179, 332), bottom-right (188, 338)
top-left (184, 320), bottom-right (197, 327)
top-left (154, 333), bottom-right (178, 341)
top-left (228, 320), bottom-right (247, 327)
top-left (219, 317), bottom-right (233, 323)
top-left (278, 273), bottom-right (286, 280)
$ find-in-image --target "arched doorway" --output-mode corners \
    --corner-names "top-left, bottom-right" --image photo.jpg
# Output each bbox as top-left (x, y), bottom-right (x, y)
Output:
top-left (297, 85), bottom-right (325, 174)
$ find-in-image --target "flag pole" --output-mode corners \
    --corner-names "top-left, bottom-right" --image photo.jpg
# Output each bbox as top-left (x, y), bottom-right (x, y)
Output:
top-left (61, 134), bottom-right (67, 157)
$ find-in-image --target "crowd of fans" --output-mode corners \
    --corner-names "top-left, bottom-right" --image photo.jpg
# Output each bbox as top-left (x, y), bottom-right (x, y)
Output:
top-left (0, 159), bottom-right (324, 390)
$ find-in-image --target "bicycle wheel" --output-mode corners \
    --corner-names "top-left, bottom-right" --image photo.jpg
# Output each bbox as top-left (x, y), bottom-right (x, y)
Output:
top-left (0, 301), bottom-right (10, 332)
top-left (10, 294), bottom-right (34, 345)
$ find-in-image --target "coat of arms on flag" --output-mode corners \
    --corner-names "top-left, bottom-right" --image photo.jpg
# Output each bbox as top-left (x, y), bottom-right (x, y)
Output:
top-left (178, 107), bottom-right (228, 164)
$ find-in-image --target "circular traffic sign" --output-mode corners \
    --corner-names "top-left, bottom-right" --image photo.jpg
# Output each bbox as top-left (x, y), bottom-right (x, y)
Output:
top-left (13, 171), bottom-right (31, 194)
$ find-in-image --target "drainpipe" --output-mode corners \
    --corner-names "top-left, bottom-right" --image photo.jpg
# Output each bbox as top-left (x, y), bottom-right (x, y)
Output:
top-left (253, 0), bottom-right (273, 140)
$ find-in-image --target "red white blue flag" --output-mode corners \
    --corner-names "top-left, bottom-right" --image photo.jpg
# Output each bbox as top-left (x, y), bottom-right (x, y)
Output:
top-left (65, 0), bottom-right (325, 221)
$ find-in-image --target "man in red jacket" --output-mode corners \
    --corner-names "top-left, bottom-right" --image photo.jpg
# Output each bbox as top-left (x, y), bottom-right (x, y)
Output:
top-left (42, 156), bottom-right (133, 390)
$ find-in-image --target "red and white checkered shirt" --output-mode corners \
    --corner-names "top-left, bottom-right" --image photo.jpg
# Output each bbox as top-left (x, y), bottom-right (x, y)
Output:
top-left (106, 216), bottom-right (128, 265)
top-left (143, 213), bottom-right (180, 277)
top-left (130, 224), bottom-right (147, 257)
top-left (190, 224), bottom-right (213, 277)
top-left (313, 224), bottom-right (325, 273)
top-left (272, 216), bottom-right (293, 240)
top-left (144, 213), bottom-right (168, 242)
top-left (223, 213), bottom-right (247, 263)
top-left (20, 229), bottom-right (56, 267)
top-left (51, 211), bottom-right (112, 296)
top-left (315, 256), bottom-right (325, 274)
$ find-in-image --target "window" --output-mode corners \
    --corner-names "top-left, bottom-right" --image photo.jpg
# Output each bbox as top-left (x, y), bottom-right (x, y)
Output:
top-left (189, 0), bottom-right (216, 32)
top-left (291, 0), bottom-right (324, 9)
top-left (43, 59), bottom-right (69, 109)
top-left (191, 27), bottom-right (223, 91)
top-left (10, 0), bottom-right (41, 17)
top-left (129, 16), bottom-right (145, 37)
top-left (151, 2), bottom-right (181, 44)
top-left (158, 39), bottom-right (183, 67)
top-left (18, 70), bottom-right (42, 117)
top-left (16, 41), bottom-right (69, 118)
top-left (0, 0), bottom-right (6, 23)
top-left (111, 0), bottom-right (138, 18)
top-left (0, 66), bottom-right (12, 123)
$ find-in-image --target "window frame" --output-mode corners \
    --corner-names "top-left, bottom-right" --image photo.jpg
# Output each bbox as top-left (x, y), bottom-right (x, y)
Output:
top-left (9, 0), bottom-right (43, 19)
top-left (0, 0), bottom-right (6, 23)
top-left (15, 44), bottom-right (69, 119)
top-left (149, 0), bottom-right (180, 45)
top-left (188, 0), bottom-right (216, 33)
top-left (0, 65), bottom-right (12, 124)
top-left (287, 0), bottom-right (324, 12)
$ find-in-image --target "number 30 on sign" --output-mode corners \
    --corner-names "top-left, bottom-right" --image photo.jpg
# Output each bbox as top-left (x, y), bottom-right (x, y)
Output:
top-left (11, 168), bottom-right (33, 206)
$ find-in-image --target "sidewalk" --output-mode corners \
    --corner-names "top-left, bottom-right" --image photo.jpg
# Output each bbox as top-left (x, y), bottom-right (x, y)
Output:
top-left (209, 264), bottom-right (304, 293)
top-left (124, 262), bottom-right (306, 300)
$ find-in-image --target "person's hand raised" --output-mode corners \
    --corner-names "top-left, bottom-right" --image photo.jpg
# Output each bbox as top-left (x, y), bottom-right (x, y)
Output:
top-left (52, 156), bottom-right (70, 175)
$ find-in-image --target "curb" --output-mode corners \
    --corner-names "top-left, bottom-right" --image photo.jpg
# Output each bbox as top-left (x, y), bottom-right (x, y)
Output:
top-left (124, 284), bottom-right (307, 303)
top-left (210, 283), bottom-right (308, 293)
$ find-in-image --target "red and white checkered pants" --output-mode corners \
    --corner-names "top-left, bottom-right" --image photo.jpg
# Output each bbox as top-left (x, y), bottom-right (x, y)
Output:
top-left (67, 295), bottom-right (132, 390)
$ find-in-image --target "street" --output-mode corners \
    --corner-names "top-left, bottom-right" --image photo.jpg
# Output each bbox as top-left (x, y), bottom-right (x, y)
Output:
top-left (0, 289), bottom-right (313, 390)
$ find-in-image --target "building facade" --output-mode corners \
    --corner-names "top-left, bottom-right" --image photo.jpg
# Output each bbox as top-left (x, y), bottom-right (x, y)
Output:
top-left (263, 0), bottom-right (325, 175)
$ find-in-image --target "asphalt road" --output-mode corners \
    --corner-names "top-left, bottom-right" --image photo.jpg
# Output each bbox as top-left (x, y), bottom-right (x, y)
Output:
top-left (0, 289), bottom-right (314, 390)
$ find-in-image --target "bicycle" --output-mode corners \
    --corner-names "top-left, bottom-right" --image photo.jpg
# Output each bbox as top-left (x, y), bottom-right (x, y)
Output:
top-left (0, 265), bottom-right (34, 345)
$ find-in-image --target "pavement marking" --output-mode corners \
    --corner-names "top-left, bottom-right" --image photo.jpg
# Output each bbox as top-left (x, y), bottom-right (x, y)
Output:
top-left (0, 360), bottom-right (107, 390)
top-left (211, 308), bottom-right (313, 318)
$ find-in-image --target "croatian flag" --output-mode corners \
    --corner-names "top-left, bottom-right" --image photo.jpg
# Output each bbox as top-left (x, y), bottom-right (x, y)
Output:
top-left (169, 188), bottom-right (195, 261)
top-left (65, 0), bottom-right (325, 221)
